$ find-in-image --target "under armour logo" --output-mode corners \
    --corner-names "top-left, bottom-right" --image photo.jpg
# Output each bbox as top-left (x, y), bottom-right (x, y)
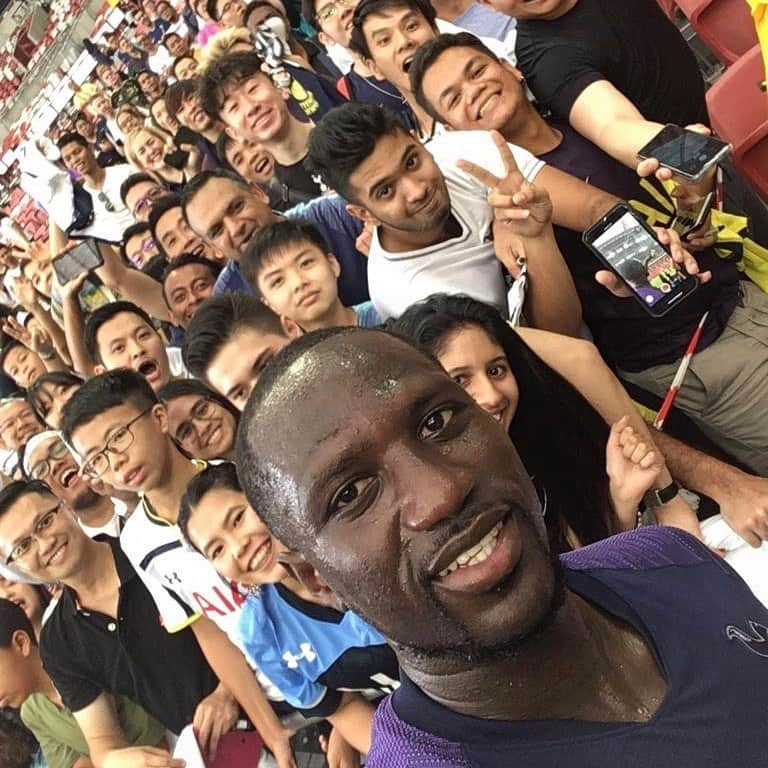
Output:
top-left (164, 572), bottom-right (182, 586)
top-left (282, 643), bottom-right (317, 669)
top-left (725, 620), bottom-right (768, 658)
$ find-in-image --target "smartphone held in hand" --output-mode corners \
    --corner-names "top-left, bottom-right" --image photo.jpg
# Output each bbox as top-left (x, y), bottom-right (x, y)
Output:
top-left (583, 203), bottom-right (699, 318)
top-left (52, 238), bottom-right (104, 284)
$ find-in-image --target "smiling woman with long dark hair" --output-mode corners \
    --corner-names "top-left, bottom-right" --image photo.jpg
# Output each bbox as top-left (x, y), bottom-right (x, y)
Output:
top-left (389, 294), bottom-right (622, 550)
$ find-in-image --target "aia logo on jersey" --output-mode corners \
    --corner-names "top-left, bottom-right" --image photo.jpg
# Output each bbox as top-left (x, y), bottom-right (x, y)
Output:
top-left (725, 620), bottom-right (768, 658)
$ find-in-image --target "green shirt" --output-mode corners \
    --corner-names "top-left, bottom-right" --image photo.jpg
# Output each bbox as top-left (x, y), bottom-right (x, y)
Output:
top-left (20, 693), bottom-right (166, 768)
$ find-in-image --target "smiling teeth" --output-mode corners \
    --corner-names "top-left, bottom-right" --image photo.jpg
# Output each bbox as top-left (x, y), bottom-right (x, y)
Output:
top-left (439, 522), bottom-right (502, 577)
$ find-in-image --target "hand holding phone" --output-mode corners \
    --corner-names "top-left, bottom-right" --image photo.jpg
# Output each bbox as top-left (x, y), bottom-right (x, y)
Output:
top-left (637, 124), bottom-right (730, 183)
top-left (584, 204), bottom-right (702, 317)
top-left (52, 239), bottom-right (103, 285)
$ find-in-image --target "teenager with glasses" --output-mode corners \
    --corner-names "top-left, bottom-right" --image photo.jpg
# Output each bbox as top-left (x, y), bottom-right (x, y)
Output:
top-left (60, 371), bottom-right (296, 766)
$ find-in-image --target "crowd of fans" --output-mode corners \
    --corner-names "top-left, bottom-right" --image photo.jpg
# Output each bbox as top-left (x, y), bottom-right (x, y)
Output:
top-left (0, 0), bottom-right (768, 766)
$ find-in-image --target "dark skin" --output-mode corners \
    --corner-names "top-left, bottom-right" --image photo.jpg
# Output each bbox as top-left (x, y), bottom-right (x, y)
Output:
top-left (241, 331), bottom-right (667, 723)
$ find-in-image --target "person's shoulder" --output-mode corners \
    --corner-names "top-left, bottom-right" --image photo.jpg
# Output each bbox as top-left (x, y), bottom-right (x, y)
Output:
top-left (367, 694), bottom-right (469, 768)
top-left (562, 526), bottom-right (719, 573)
top-left (119, 500), bottom-right (151, 549)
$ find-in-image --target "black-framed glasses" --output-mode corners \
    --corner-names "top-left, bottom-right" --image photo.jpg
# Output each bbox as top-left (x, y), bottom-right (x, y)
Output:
top-left (175, 397), bottom-right (216, 444)
top-left (6, 504), bottom-right (62, 566)
top-left (97, 191), bottom-right (116, 213)
top-left (80, 407), bottom-right (152, 479)
top-left (29, 438), bottom-right (70, 481)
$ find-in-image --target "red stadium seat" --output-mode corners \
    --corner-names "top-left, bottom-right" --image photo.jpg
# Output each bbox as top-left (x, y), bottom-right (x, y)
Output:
top-left (675, 0), bottom-right (758, 64)
top-left (707, 45), bottom-right (768, 199)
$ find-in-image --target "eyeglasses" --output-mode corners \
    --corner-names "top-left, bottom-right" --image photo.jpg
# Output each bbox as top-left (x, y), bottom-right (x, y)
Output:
top-left (29, 439), bottom-right (70, 481)
top-left (97, 191), bottom-right (116, 213)
top-left (132, 187), bottom-right (165, 218)
top-left (317, 0), bottom-right (353, 23)
top-left (175, 397), bottom-right (216, 444)
top-left (80, 408), bottom-right (152, 479)
top-left (6, 504), bottom-right (62, 566)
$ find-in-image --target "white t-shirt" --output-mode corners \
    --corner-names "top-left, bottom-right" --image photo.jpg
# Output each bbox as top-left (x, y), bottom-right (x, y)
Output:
top-left (168, 347), bottom-right (190, 379)
top-left (81, 164), bottom-right (135, 243)
top-left (79, 498), bottom-right (128, 539)
top-left (147, 46), bottom-right (173, 75)
top-left (435, 18), bottom-right (516, 64)
top-left (368, 131), bottom-right (544, 320)
top-left (119, 480), bottom-right (284, 701)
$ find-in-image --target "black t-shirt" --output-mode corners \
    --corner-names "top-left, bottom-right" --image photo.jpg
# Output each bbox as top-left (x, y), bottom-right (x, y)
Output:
top-left (40, 537), bottom-right (219, 734)
top-left (539, 123), bottom-right (739, 372)
top-left (275, 155), bottom-right (325, 198)
top-left (516, 0), bottom-right (708, 126)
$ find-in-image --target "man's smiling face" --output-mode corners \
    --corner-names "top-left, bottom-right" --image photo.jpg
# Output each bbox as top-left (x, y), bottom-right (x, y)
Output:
top-left (239, 331), bottom-right (557, 655)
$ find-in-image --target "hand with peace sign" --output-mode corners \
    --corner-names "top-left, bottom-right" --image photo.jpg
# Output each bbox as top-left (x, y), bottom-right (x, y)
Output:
top-left (457, 130), bottom-right (554, 238)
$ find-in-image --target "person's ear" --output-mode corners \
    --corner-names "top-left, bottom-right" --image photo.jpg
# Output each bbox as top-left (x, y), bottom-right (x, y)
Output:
top-left (224, 124), bottom-right (242, 141)
top-left (11, 629), bottom-right (32, 658)
top-left (93, 363), bottom-right (106, 375)
top-left (280, 315), bottom-right (303, 339)
top-left (345, 203), bottom-right (380, 227)
top-left (317, 30), bottom-right (333, 49)
top-left (327, 252), bottom-right (341, 278)
top-left (277, 550), bottom-right (346, 611)
top-left (364, 56), bottom-right (384, 81)
top-left (500, 59), bottom-right (524, 82)
top-left (151, 402), bottom-right (170, 435)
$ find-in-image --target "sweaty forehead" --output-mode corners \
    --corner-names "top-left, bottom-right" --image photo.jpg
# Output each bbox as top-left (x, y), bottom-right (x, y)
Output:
top-left (255, 332), bottom-right (446, 450)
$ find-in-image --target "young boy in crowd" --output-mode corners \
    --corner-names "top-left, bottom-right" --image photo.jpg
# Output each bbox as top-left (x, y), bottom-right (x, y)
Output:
top-left (60, 371), bottom-right (295, 765)
top-left (183, 292), bottom-right (298, 411)
top-left (242, 219), bottom-right (382, 331)
top-left (83, 300), bottom-right (187, 390)
top-left (0, 598), bottom-right (166, 768)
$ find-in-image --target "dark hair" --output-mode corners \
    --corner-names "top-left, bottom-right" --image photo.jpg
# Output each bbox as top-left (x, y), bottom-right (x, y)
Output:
top-left (56, 132), bottom-right (90, 152)
top-left (171, 55), bottom-right (198, 80)
top-left (163, 30), bottom-right (182, 46)
top-left (60, 369), bottom-right (159, 448)
top-left (178, 461), bottom-right (240, 545)
top-left (409, 32), bottom-right (497, 123)
top-left (0, 479), bottom-right (55, 524)
top-left (240, 219), bottom-right (329, 294)
top-left (180, 168), bottom-right (251, 225)
top-left (306, 103), bottom-right (404, 202)
top-left (215, 131), bottom-right (237, 173)
top-left (83, 300), bottom-right (158, 365)
top-left (183, 292), bottom-right (285, 381)
top-left (0, 597), bottom-right (37, 648)
top-left (148, 193), bottom-right (183, 258)
top-left (0, 709), bottom-right (41, 768)
top-left (300, 0), bottom-right (319, 30)
top-left (165, 78), bottom-right (198, 120)
top-left (120, 171), bottom-right (158, 206)
top-left (141, 253), bottom-right (169, 281)
top-left (26, 371), bottom-right (83, 424)
top-left (120, 221), bottom-right (152, 263)
top-left (161, 253), bottom-right (223, 303)
top-left (388, 295), bottom-right (615, 548)
top-left (198, 52), bottom-right (270, 122)
top-left (206, 0), bottom-right (223, 19)
top-left (0, 339), bottom-right (22, 378)
top-left (158, 377), bottom-right (240, 424)
top-left (350, 0), bottom-right (437, 58)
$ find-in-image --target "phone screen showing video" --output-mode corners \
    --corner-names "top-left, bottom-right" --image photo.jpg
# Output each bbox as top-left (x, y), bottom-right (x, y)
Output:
top-left (591, 211), bottom-right (690, 309)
